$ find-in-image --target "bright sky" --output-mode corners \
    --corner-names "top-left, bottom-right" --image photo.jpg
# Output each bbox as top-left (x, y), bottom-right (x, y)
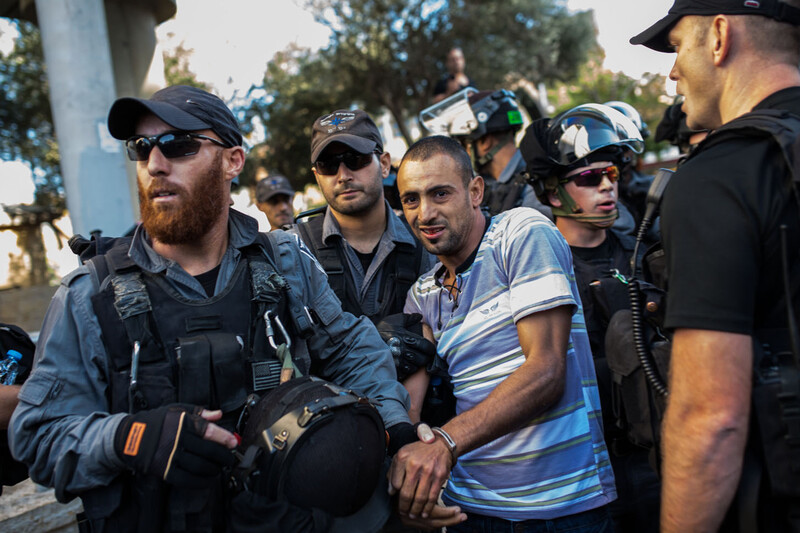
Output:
top-left (157, 0), bottom-right (679, 99)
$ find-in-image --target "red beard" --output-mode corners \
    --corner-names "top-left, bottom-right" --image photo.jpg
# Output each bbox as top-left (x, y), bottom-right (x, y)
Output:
top-left (138, 153), bottom-right (228, 245)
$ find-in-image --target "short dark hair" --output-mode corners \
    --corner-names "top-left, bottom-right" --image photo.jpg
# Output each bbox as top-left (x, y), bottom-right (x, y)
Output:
top-left (400, 135), bottom-right (474, 187)
top-left (741, 1), bottom-right (800, 64)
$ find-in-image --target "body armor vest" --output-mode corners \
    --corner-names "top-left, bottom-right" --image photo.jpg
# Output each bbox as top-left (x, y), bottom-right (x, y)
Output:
top-left (296, 214), bottom-right (422, 323)
top-left (76, 236), bottom-right (301, 533)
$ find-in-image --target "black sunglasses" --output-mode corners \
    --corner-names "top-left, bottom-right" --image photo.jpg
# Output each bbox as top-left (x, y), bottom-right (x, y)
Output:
top-left (560, 165), bottom-right (620, 188)
top-left (313, 151), bottom-right (378, 176)
top-left (125, 132), bottom-right (227, 161)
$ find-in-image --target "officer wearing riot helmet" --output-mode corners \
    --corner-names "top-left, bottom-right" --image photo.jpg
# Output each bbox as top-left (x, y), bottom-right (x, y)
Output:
top-left (419, 88), bottom-right (552, 218)
top-left (631, 0), bottom-right (800, 531)
top-left (520, 103), bottom-right (660, 533)
top-left (520, 104), bottom-right (644, 365)
top-left (9, 85), bottom-right (417, 532)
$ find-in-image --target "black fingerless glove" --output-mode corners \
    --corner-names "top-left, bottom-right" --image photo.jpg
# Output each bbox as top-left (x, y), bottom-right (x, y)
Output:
top-left (114, 404), bottom-right (235, 487)
top-left (386, 422), bottom-right (419, 456)
top-left (375, 313), bottom-right (436, 381)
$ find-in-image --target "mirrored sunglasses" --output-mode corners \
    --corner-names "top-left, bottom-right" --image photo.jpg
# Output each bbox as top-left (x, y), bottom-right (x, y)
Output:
top-left (125, 132), bottom-right (227, 161)
top-left (560, 165), bottom-right (620, 187)
top-left (313, 151), bottom-right (377, 176)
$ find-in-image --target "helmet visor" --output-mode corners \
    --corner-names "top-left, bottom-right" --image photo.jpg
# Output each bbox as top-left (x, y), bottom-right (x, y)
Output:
top-left (547, 104), bottom-right (644, 166)
top-left (419, 87), bottom-right (480, 136)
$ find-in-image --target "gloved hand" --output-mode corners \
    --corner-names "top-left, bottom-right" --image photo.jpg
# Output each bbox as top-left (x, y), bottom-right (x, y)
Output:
top-left (375, 313), bottom-right (436, 381)
top-left (114, 404), bottom-right (235, 487)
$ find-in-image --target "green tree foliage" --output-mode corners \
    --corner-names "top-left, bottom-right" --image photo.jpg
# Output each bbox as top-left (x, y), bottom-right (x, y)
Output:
top-left (548, 52), bottom-right (672, 153)
top-left (237, 44), bottom-right (349, 190)
top-left (243, 0), bottom-right (598, 188)
top-left (163, 42), bottom-right (210, 90)
top-left (0, 20), bottom-right (63, 208)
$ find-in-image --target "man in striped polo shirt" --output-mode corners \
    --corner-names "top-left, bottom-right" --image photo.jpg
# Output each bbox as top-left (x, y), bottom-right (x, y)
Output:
top-left (389, 135), bottom-right (616, 532)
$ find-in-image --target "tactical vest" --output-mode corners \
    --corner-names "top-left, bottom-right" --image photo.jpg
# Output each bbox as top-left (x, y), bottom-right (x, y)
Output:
top-left (481, 172), bottom-right (528, 216)
top-left (606, 109), bottom-right (800, 531)
top-left (296, 214), bottom-right (423, 323)
top-left (75, 234), bottom-right (305, 533)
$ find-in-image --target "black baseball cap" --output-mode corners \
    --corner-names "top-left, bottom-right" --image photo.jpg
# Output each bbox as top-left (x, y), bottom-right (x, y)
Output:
top-left (310, 109), bottom-right (383, 163)
top-left (107, 85), bottom-right (243, 147)
top-left (631, 0), bottom-right (800, 53)
top-left (256, 175), bottom-right (295, 203)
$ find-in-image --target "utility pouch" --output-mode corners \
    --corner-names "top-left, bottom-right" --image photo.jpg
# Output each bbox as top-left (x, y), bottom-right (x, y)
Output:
top-left (588, 273), bottom-right (631, 328)
top-left (752, 331), bottom-right (800, 498)
top-left (177, 333), bottom-right (248, 413)
top-left (606, 308), bottom-right (670, 453)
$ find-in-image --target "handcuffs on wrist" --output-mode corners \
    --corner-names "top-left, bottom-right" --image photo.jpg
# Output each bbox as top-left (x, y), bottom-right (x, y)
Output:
top-left (431, 426), bottom-right (458, 464)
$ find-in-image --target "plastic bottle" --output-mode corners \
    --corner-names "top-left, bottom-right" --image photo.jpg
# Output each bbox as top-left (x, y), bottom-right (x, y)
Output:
top-left (0, 349), bottom-right (22, 385)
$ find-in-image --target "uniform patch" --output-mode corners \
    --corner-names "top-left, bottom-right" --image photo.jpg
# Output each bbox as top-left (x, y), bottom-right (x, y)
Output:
top-left (124, 422), bottom-right (147, 456)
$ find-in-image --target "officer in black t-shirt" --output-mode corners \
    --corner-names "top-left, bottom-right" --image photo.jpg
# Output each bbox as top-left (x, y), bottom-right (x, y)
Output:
top-left (632, 1), bottom-right (800, 531)
top-left (520, 103), bottom-right (660, 533)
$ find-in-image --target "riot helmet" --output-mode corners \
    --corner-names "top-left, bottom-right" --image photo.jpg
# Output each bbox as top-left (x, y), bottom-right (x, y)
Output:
top-left (604, 100), bottom-right (651, 140)
top-left (419, 88), bottom-right (523, 140)
top-left (234, 376), bottom-right (386, 517)
top-left (519, 103), bottom-right (643, 227)
top-left (459, 89), bottom-right (524, 141)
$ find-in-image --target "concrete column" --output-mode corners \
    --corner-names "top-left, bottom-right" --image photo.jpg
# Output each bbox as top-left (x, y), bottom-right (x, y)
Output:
top-left (105, 1), bottom-right (170, 213)
top-left (34, 0), bottom-right (135, 237)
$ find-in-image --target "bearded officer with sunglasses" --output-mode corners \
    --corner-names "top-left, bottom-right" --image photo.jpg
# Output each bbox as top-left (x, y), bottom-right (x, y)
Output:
top-left (9, 86), bottom-right (416, 532)
top-left (519, 103), bottom-right (660, 533)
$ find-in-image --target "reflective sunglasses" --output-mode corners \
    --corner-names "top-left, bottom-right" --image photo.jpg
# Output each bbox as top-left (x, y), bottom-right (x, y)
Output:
top-left (560, 165), bottom-right (620, 187)
top-left (125, 132), bottom-right (227, 161)
top-left (313, 151), bottom-right (377, 176)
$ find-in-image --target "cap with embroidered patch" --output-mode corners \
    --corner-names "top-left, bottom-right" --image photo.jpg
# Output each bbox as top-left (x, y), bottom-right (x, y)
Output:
top-left (310, 109), bottom-right (383, 163)
top-left (256, 175), bottom-right (295, 203)
top-left (631, 0), bottom-right (800, 53)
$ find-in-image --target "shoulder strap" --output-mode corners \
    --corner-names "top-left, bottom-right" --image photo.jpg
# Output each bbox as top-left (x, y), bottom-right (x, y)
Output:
top-left (384, 215), bottom-right (425, 318)
top-left (706, 109), bottom-right (800, 184)
top-left (258, 231), bottom-right (316, 339)
top-left (297, 216), bottom-right (347, 301)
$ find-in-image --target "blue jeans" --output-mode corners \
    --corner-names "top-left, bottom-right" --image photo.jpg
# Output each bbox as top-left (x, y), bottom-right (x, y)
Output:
top-left (446, 505), bottom-right (613, 533)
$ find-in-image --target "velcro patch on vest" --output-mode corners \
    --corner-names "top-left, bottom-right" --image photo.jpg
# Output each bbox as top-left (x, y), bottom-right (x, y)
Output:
top-left (124, 422), bottom-right (147, 456)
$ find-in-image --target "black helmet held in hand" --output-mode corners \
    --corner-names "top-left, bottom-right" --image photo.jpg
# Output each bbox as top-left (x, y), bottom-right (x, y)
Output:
top-left (234, 376), bottom-right (386, 517)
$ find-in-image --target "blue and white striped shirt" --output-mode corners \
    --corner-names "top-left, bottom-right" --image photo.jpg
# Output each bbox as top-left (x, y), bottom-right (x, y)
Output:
top-left (406, 207), bottom-right (616, 520)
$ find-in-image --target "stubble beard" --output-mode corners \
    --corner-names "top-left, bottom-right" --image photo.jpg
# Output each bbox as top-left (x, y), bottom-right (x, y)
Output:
top-left (327, 167), bottom-right (384, 216)
top-left (139, 153), bottom-right (228, 245)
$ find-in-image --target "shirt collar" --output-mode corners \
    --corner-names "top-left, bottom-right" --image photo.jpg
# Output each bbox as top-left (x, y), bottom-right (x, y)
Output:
top-left (128, 208), bottom-right (260, 272)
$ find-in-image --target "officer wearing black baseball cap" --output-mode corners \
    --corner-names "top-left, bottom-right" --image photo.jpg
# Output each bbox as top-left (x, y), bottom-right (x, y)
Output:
top-left (108, 85), bottom-right (243, 148)
top-left (255, 175), bottom-right (295, 231)
top-left (630, 2), bottom-right (800, 532)
top-left (11, 85), bottom-right (415, 533)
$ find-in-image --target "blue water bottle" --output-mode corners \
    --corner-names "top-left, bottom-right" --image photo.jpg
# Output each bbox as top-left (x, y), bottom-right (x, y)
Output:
top-left (0, 349), bottom-right (22, 385)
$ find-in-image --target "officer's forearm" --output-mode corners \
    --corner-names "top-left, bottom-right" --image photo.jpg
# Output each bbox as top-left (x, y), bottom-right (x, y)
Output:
top-left (661, 329), bottom-right (751, 532)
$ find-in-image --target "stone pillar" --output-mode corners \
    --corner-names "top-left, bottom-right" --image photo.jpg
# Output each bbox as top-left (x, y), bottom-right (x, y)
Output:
top-left (34, 0), bottom-right (135, 237)
top-left (104, 1), bottom-right (171, 213)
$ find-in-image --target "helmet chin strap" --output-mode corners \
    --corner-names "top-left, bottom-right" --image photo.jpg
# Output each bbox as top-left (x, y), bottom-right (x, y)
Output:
top-left (473, 138), bottom-right (511, 169)
top-left (551, 185), bottom-right (619, 228)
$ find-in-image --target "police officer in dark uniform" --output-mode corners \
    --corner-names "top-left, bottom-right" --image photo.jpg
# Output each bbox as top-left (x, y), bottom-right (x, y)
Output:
top-left (294, 109), bottom-right (440, 428)
top-left (8, 86), bottom-right (416, 532)
top-left (520, 103), bottom-right (660, 533)
top-left (631, 1), bottom-right (800, 531)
